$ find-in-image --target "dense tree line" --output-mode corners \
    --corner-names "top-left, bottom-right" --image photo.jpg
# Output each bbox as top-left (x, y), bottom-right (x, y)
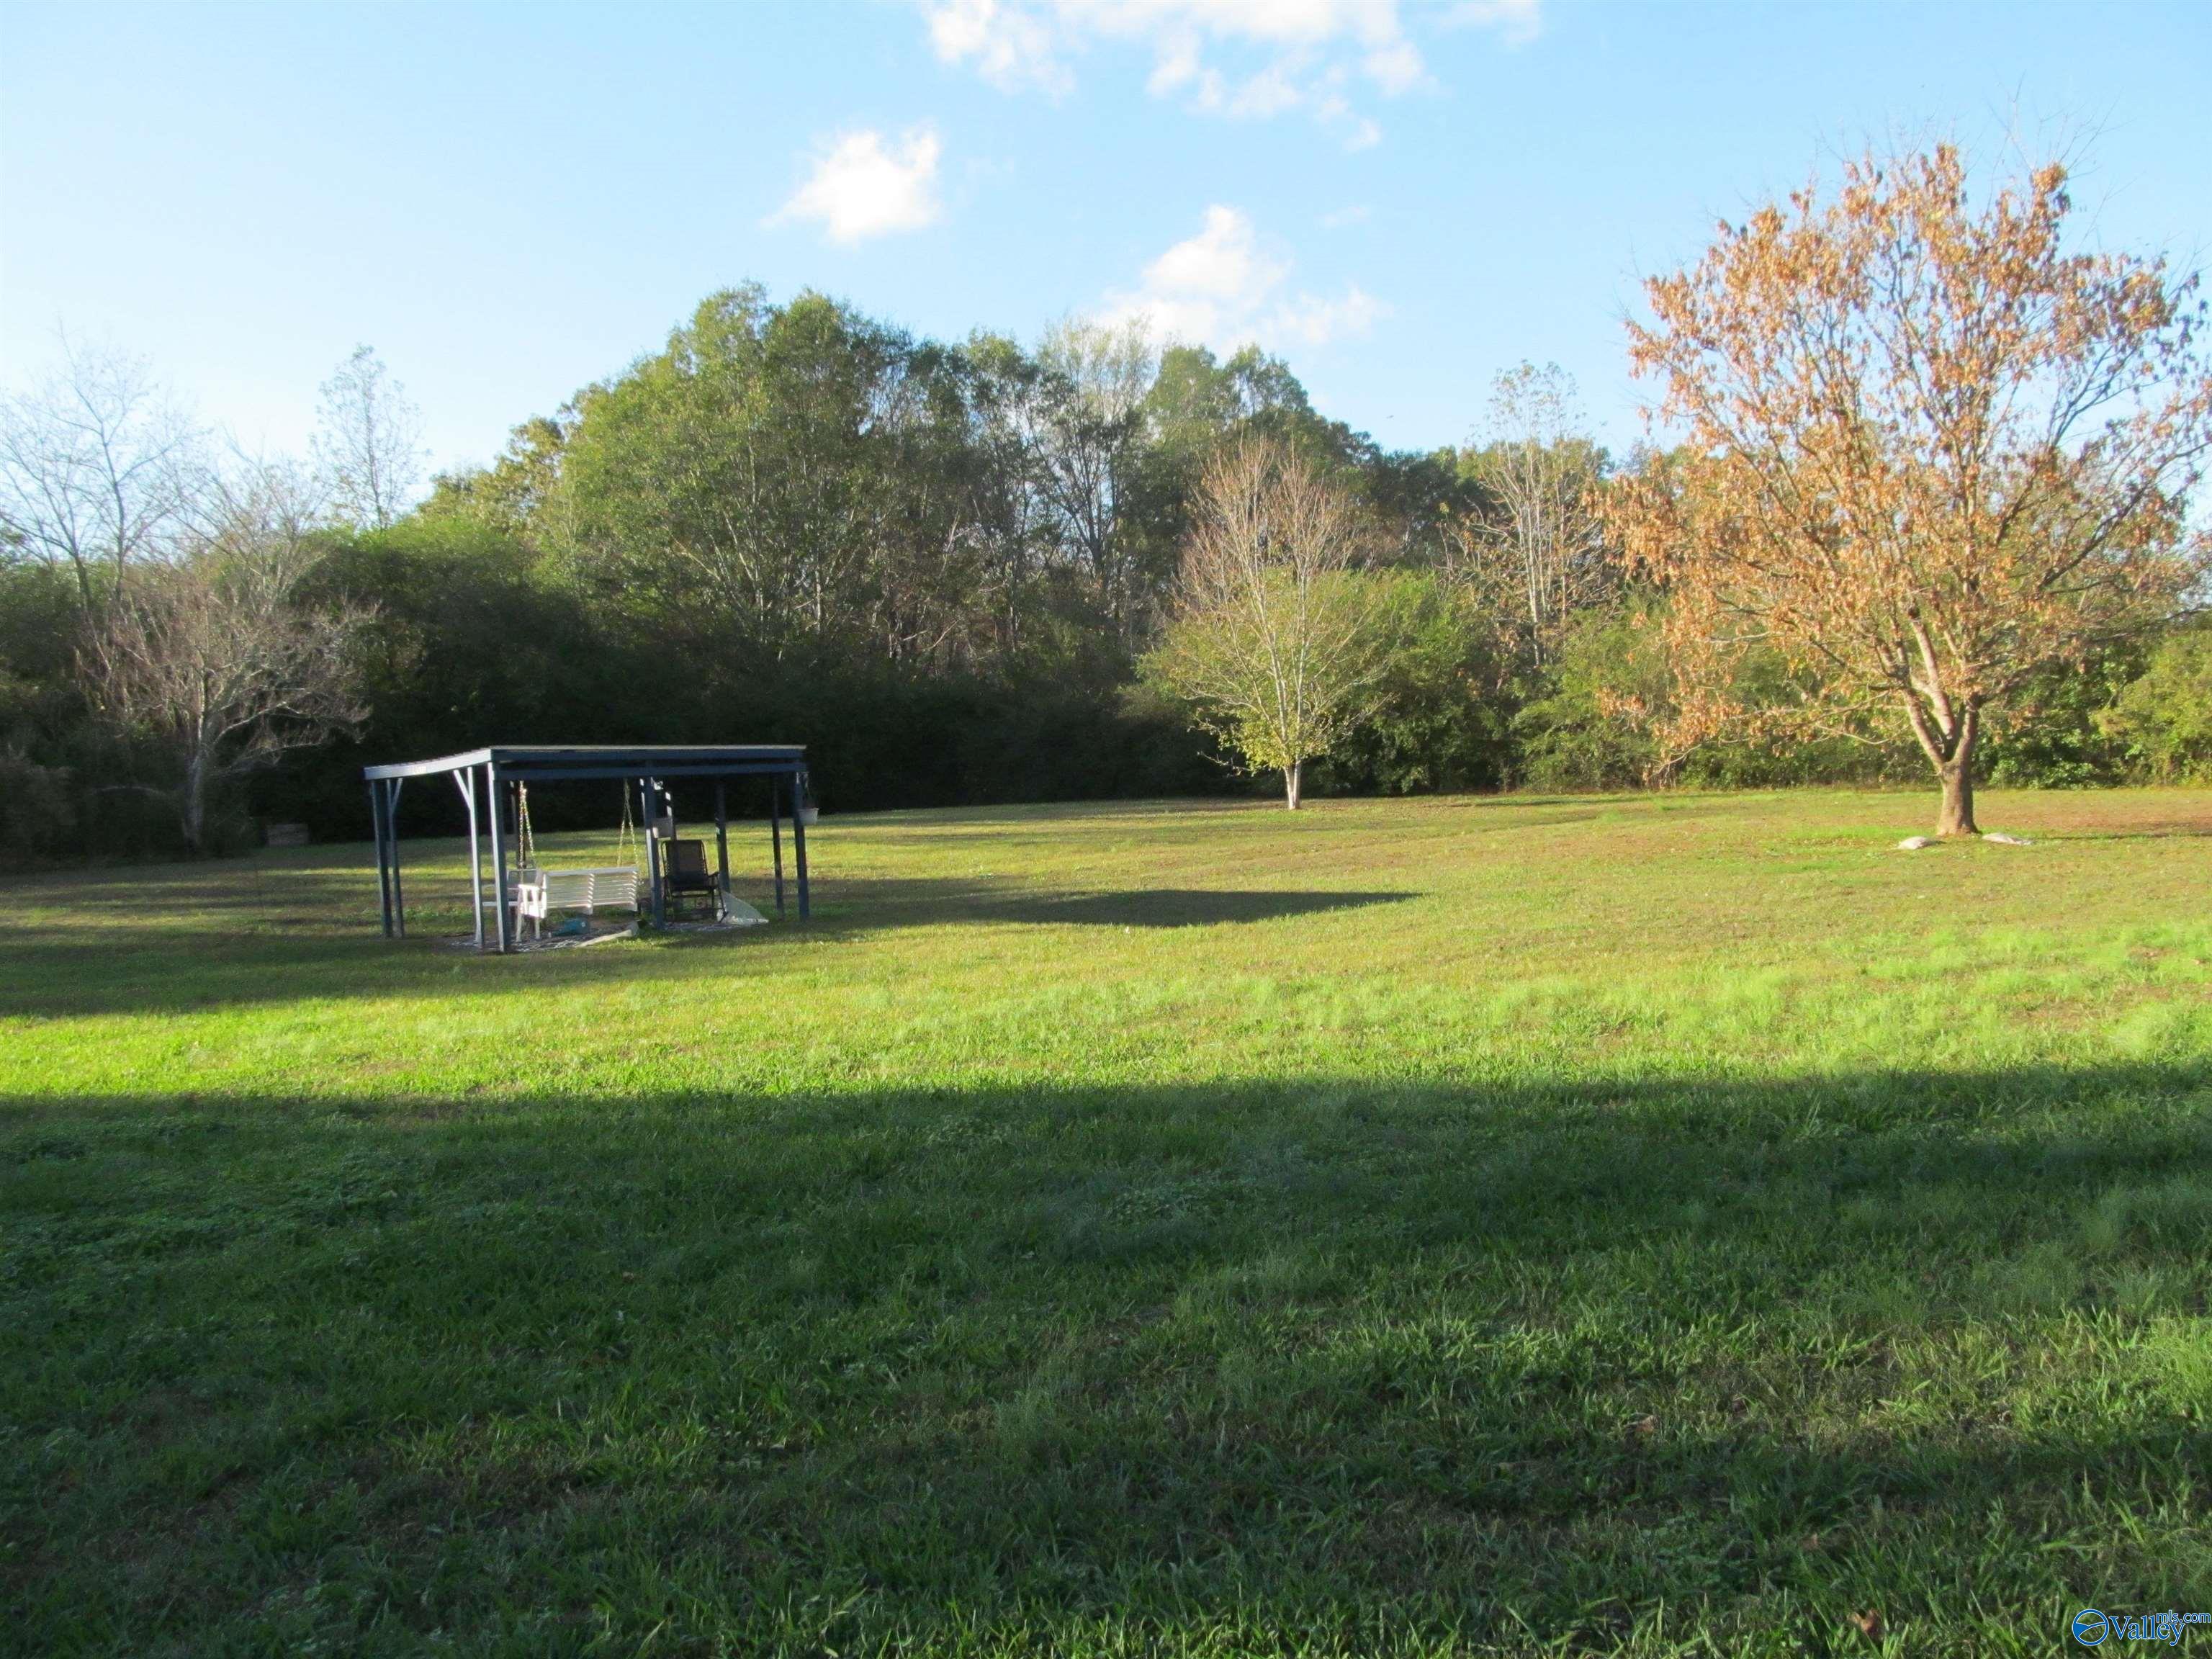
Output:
top-left (3, 235), bottom-right (2208, 862)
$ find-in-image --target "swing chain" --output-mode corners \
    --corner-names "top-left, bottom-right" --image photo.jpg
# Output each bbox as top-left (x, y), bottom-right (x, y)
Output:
top-left (516, 783), bottom-right (537, 878)
top-left (615, 784), bottom-right (637, 871)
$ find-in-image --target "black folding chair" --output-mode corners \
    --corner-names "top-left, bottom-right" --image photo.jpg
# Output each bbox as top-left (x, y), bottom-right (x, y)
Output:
top-left (660, 837), bottom-right (721, 921)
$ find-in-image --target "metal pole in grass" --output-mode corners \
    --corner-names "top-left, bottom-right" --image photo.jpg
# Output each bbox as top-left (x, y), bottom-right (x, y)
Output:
top-left (454, 766), bottom-right (483, 950)
top-left (769, 773), bottom-right (786, 917)
top-left (388, 779), bottom-right (405, 938)
top-left (649, 781), bottom-right (667, 929)
top-left (369, 781), bottom-right (392, 938)
top-left (714, 781), bottom-right (730, 918)
top-left (791, 768), bottom-right (810, 921)
top-left (636, 778), bottom-right (653, 926)
top-left (486, 763), bottom-right (511, 954)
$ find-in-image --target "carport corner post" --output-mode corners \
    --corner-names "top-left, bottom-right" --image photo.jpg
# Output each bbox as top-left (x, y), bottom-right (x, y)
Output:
top-left (487, 763), bottom-right (511, 952)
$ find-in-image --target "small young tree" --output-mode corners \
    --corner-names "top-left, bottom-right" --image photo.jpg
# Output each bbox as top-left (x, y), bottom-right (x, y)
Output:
top-left (1613, 143), bottom-right (2212, 837)
top-left (81, 462), bottom-right (372, 850)
top-left (313, 346), bottom-right (425, 530)
top-left (1143, 437), bottom-right (1392, 809)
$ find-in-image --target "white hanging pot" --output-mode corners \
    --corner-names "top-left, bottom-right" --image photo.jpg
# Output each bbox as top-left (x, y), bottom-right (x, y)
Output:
top-left (797, 804), bottom-right (819, 826)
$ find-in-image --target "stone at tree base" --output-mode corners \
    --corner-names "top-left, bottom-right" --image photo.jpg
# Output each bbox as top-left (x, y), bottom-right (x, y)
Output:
top-left (1896, 836), bottom-right (1936, 850)
top-left (1982, 832), bottom-right (2035, 845)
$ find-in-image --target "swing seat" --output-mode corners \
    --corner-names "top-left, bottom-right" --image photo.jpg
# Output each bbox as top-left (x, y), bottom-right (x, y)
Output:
top-left (516, 867), bottom-right (639, 924)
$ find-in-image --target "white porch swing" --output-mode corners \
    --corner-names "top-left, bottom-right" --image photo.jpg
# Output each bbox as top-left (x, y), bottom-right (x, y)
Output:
top-left (511, 783), bottom-right (641, 940)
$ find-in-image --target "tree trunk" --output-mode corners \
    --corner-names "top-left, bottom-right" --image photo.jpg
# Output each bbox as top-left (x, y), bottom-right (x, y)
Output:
top-left (1284, 761), bottom-right (1302, 811)
top-left (1936, 759), bottom-right (1977, 837)
top-left (1904, 691), bottom-right (1981, 839)
top-left (181, 749), bottom-right (208, 854)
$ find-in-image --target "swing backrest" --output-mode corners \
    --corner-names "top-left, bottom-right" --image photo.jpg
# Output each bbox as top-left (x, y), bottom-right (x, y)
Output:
top-left (523, 867), bottom-right (638, 918)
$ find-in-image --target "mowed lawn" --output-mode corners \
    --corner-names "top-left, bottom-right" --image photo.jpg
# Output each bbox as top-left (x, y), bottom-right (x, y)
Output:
top-left (4, 788), bottom-right (2210, 1658)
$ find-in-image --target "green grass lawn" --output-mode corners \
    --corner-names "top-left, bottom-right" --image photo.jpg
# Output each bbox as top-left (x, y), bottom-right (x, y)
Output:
top-left (4, 787), bottom-right (2210, 1657)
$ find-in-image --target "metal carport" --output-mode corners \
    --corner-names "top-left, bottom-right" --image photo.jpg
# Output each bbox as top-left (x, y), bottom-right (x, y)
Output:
top-left (363, 745), bottom-right (811, 952)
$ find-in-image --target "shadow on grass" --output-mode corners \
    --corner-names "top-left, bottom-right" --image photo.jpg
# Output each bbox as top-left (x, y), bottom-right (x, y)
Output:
top-left (840, 884), bottom-right (1413, 930)
top-left (0, 878), bottom-right (1419, 1018)
top-left (2051, 826), bottom-right (2212, 842)
top-left (6, 1064), bottom-right (2209, 1653)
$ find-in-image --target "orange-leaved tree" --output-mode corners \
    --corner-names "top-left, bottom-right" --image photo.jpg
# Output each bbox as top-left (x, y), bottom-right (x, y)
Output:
top-left (1611, 143), bottom-right (2212, 836)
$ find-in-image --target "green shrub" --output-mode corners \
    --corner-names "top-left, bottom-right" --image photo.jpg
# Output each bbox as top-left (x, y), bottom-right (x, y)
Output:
top-left (0, 748), bottom-right (75, 860)
top-left (1313, 572), bottom-right (1516, 796)
top-left (1511, 607), bottom-right (1665, 789)
top-left (2098, 621), bottom-right (2212, 782)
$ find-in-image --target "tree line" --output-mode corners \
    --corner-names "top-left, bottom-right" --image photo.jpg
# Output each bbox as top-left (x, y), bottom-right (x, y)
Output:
top-left (2, 141), bottom-right (2208, 860)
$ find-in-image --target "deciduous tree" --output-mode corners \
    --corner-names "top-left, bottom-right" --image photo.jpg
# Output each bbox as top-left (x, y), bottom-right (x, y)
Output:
top-left (81, 461), bottom-right (370, 850)
top-left (0, 337), bottom-right (202, 613)
top-left (1458, 363), bottom-right (1612, 667)
top-left (314, 346), bottom-right (425, 530)
top-left (1035, 320), bottom-right (1156, 641)
top-left (1143, 437), bottom-right (1393, 809)
top-left (1612, 143), bottom-right (2212, 836)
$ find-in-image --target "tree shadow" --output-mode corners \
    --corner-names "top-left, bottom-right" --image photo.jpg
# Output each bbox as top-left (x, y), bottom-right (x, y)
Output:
top-left (2050, 826), bottom-right (2212, 842)
top-left (830, 884), bottom-right (1414, 931)
top-left (7, 1064), bottom-right (2208, 1651)
top-left (0, 868), bottom-right (1419, 1018)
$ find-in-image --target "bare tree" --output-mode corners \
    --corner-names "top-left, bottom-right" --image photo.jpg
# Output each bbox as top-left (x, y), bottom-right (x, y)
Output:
top-left (80, 459), bottom-right (371, 850)
top-left (313, 345), bottom-right (425, 529)
top-left (1457, 363), bottom-right (1611, 667)
top-left (0, 336), bottom-right (202, 613)
top-left (1035, 319), bottom-right (1156, 638)
top-left (960, 335), bottom-right (1060, 657)
top-left (1143, 436), bottom-right (1393, 809)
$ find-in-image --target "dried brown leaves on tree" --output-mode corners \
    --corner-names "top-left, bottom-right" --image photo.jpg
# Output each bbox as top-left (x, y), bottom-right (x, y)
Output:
top-left (1611, 143), bottom-right (2212, 835)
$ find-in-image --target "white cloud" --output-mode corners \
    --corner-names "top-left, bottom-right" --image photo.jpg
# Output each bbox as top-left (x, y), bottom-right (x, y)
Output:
top-left (1267, 284), bottom-right (1385, 348)
top-left (1318, 203), bottom-right (1371, 229)
top-left (1146, 33), bottom-right (1202, 95)
top-left (927, 0), bottom-right (1072, 94)
top-left (920, 0), bottom-right (1441, 149)
top-left (1096, 204), bottom-right (1387, 354)
top-left (1362, 37), bottom-right (1427, 95)
top-left (1145, 204), bottom-right (1289, 300)
top-left (1449, 0), bottom-right (1543, 48)
top-left (769, 125), bottom-right (945, 246)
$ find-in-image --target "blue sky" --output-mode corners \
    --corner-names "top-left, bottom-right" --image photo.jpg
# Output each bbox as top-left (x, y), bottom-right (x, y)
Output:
top-left (4, 1), bottom-right (2208, 479)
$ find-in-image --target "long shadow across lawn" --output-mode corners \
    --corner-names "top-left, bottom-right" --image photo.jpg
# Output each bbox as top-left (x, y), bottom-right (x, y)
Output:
top-left (0, 878), bottom-right (1417, 1019)
top-left (6, 1062), bottom-right (2208, 1654)
top-left (822, 882), bottom-right (1414, 930)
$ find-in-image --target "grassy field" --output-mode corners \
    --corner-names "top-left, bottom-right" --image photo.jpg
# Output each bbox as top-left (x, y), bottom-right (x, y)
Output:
top-left (4, 786), bottom-right (2210, 1657)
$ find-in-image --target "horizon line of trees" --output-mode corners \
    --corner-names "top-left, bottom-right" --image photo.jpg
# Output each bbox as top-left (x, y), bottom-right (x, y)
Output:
top-left (4, 141), bottom-right (2210, 861)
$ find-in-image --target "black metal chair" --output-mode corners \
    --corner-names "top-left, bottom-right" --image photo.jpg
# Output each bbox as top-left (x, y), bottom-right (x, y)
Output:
top-left (660, 838), bottom-right (721, 921)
